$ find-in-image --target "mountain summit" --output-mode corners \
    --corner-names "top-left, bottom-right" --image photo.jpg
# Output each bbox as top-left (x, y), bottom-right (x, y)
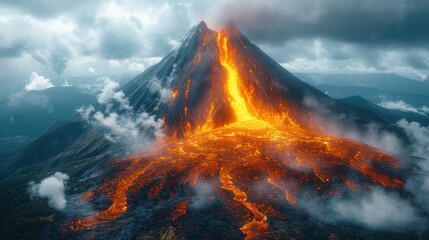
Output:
top-left (121, 21), bottom-right (394, 138)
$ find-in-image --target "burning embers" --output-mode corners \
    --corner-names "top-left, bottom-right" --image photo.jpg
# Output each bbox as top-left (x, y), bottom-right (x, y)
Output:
top-left (67, 26), bottom-right (403, 239)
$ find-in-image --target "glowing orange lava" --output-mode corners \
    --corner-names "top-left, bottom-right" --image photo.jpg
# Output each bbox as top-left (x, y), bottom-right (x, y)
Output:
top-left (67, 29), bottom-right (403, 239)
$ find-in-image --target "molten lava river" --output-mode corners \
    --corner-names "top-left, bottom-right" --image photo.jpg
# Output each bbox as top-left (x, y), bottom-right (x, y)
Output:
top-left (67, 31), bottom-right (403, 239)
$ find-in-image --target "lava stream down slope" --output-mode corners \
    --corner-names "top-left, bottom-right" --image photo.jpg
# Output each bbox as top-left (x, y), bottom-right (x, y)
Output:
top-left (66, 23), bottom-right (403, 240)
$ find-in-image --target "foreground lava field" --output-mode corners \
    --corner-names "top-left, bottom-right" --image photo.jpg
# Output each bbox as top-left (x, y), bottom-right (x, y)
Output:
top-left (62, 25), bottom-right (405, 239)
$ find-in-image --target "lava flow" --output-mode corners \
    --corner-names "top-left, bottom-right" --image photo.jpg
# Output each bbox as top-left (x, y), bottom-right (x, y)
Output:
top-left (67, 26), bottom-right (403, 239)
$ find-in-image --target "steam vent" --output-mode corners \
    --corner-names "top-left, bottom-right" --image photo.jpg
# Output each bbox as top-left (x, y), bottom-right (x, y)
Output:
top-left (61, 22), bottom-right (404, 239)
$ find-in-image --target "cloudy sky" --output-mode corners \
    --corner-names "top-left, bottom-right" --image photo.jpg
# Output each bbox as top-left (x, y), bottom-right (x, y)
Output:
top-left (1, 0), bottom-right (428, 97)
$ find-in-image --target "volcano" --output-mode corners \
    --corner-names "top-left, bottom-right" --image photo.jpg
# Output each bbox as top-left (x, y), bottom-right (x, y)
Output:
top-left (30, 22), bottom-right (413, 239)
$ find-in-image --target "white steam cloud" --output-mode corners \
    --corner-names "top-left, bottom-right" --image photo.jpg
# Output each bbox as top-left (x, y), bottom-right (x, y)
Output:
top-left (29, 172), bottom-right (69, 211)
top-left (379, 99), bottom-right (429, 116)
top-left (300, 188), bottom-right (421, 230)
top-left (398, 119), bottom-right (429, 159)
top-left (336, 122), bottom-right (403, 154)
top-left (303, 95), bottom-right (403, 154)
top-left (190, 180), bottom-right (215, 209)
top-left (397, 119), bottom-right (429, 208)
top-left (149, 77), bottom-right (173, 103)
top-left (328, 189), bottom-right (420, 229)
top-left (24, 72), bottom-right (55, 91)
top-left (77, 77), bottom-right (164, 152)
top-left (96, 77), bottom-right (132, 112)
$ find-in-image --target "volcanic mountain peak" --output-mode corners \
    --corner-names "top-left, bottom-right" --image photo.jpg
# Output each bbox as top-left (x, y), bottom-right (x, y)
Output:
top-left (181, 21), bottom-right (212, 47)
top-left (61, 22), bottom-right (406, 240)
top-left (190, 20), bottom-right (240, 42)
top-left (196, 20), bottom-right (210, 32)
top-left (123, 21), bottom-right (335, 137)
top-left (13, 21), bottom-right (404, 170)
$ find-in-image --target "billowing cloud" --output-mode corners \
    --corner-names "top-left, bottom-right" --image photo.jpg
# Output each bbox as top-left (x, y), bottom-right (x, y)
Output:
top-left (77, 77), bottom-right (164, 152)
top-left (95, 77), bottom-right (132, 111)
top-left (28, 172), bottom-right (70, 210)
top-left (24, 72), bottom-right (54, 91)
top-left (398, 119), bottom-right (429, 162)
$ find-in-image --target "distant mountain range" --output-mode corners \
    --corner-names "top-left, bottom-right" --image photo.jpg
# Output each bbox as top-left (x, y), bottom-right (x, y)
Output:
top-left (296, 73), bottom-right (429, 124)
top-left (339, 96), bottom-right (429, 126)
top-left (296, 73), bottom-right (429, 97)
top-left (0, 87), bottom-right (96, 157)
top-left (314, 84), bottom-right (429, 108)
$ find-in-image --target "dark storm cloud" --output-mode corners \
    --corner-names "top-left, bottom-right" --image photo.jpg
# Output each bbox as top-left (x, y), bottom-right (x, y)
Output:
top-left (50, 44), bottom-right (71, 75)
top-left (31, 41), bottom-right (71, 75)
top-left (99, 21), bottom-right (143, 60)
top-left (407, 54), bottom-right (429, 69)
top-left (0, 40), bottom-right (26, 58)
top-left (214, 0), bottom-right (429, 47)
